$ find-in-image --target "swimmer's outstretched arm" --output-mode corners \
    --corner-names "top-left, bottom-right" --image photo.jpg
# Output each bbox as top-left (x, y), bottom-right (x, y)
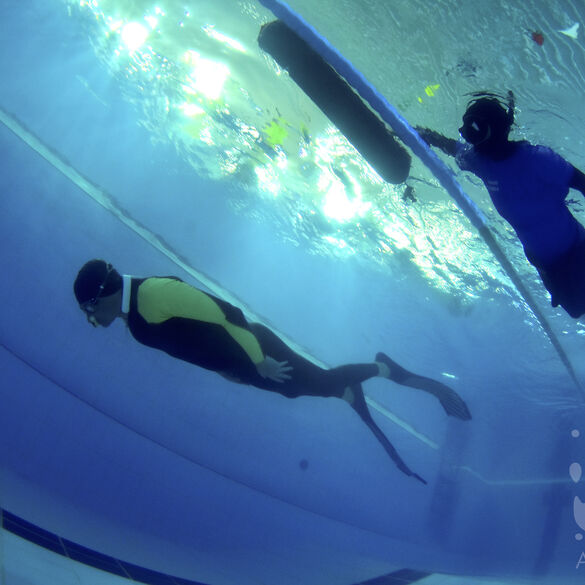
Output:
top-left (415, 127), bottom-right (458, 157)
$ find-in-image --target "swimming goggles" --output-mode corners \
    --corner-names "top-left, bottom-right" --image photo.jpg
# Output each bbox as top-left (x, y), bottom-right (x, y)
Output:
top-left (79, 264), bottom-right (113, 325)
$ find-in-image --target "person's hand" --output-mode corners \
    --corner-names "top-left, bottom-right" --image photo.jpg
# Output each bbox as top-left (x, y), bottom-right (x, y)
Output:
top-left (256, 356), bottom-right (293, 383)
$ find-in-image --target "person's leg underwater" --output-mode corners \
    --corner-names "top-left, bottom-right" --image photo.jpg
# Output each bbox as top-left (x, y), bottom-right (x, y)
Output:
top-left (533, 241), bottom-right (585, 319)
top-left (249, 323), bottom-right (470, 483)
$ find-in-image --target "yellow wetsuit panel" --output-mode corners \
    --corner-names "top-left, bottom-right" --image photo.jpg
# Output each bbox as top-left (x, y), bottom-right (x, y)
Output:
top-left (137, 278), bottom-right (264, 365)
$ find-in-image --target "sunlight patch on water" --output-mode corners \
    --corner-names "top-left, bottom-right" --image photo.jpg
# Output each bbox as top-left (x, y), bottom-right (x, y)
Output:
top-left (120, 21), bottom-right (149, 51)
top-left (183, 50), bottom-right (230, 100)
top-left (64, 0), bottom-right (547, 317)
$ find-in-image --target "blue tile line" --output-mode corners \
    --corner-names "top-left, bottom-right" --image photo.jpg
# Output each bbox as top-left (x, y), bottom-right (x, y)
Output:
top-left (1, 509), bottom-right (210, 585)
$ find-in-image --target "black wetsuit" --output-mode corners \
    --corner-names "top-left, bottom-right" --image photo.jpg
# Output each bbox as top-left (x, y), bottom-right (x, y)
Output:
top-left (126, 277), bottom-right (378, 398)
top-left (125, 276), bottom-right (427, 483)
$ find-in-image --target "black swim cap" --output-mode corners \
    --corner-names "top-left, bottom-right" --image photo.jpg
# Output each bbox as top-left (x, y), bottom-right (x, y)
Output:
top-left (73, 259), bottom-right (122, 305)
top-left (460, 92), bottom-right (514, 146)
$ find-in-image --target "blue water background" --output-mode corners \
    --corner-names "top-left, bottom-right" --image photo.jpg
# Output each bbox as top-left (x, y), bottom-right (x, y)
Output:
top-left (1, 1), bottom-right (584, 584)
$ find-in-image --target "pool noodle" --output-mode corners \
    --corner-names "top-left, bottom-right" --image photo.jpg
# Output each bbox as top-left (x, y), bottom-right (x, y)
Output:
top-left (258, 0), bottom-right (582, 394)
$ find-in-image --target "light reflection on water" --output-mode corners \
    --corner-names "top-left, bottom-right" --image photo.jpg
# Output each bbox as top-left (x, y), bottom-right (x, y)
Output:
top-left (64, 0), bottom-right (585, 322)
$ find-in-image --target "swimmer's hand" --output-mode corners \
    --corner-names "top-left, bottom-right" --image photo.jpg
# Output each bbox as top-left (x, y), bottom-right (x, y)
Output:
top-left (256, 356), bottom-right (292, 383)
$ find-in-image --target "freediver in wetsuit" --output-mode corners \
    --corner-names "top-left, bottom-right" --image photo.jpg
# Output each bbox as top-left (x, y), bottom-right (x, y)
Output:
top-left (416, 91), bottom-right (585, 318)
top-left (74, 259), bottom-right (472, 484)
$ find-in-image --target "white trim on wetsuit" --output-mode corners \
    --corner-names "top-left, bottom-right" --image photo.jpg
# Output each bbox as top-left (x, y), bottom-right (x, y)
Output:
top-left (121, 275), bottom-right (132, 315)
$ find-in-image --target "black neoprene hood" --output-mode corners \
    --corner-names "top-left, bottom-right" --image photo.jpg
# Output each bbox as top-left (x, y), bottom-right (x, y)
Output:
top-left (74, 259), bottom-right (121, 304)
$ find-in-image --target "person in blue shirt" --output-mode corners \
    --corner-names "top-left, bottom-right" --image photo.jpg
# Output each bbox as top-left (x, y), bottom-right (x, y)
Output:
top-left (416, 92), bottom-right (585, 318)
top-left (74, 259), bottom-right (472, 484)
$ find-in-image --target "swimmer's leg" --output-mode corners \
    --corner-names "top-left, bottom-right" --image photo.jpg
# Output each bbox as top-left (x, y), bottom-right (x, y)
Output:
top-left (343, 384), bottom-right (427, 485)
top-left (375, 352), bottom-right (471, 420)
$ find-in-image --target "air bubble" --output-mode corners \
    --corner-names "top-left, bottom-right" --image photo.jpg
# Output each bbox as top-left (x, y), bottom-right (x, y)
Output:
top-left (570, 462), bottom-right (582, 484)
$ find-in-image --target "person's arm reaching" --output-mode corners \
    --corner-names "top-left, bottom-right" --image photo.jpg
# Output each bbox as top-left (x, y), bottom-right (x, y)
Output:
top-left (415, 127), bottom-right (458, 157)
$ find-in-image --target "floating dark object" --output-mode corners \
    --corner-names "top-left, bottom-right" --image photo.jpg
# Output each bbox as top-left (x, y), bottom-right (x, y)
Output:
top-left (532, 31), bottom-right (544, 46)
top-left (258, 20), bottom-right (411, 184)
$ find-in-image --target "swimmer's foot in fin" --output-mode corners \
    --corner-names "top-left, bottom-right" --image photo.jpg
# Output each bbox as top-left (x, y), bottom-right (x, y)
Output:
top-left (375, 352), bottom-right (472, 421)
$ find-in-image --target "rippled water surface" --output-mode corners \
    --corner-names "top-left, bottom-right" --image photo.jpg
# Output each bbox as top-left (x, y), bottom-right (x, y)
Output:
top-left (65, 0), bottom-right (585, 328)
top-left (3, 3), bottom-right (585, 583)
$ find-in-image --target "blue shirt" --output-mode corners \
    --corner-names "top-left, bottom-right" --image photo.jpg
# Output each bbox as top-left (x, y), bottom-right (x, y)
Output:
top-left (457, 141), bottom-right (580, 265)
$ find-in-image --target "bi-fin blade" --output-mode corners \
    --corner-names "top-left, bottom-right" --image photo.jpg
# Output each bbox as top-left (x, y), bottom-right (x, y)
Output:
top-left (349, 384), bottom-right (427, 484)
top-left (376, 352), bottom-right (472, 420)
top-left (362, 416), bottom-right (427, 485)
top-left (432, 381), bottom-right (472, 420)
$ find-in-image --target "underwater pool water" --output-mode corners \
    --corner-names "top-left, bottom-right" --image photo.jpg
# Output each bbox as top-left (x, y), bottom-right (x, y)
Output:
top-left (1, 0), bottom-right (584, 584)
